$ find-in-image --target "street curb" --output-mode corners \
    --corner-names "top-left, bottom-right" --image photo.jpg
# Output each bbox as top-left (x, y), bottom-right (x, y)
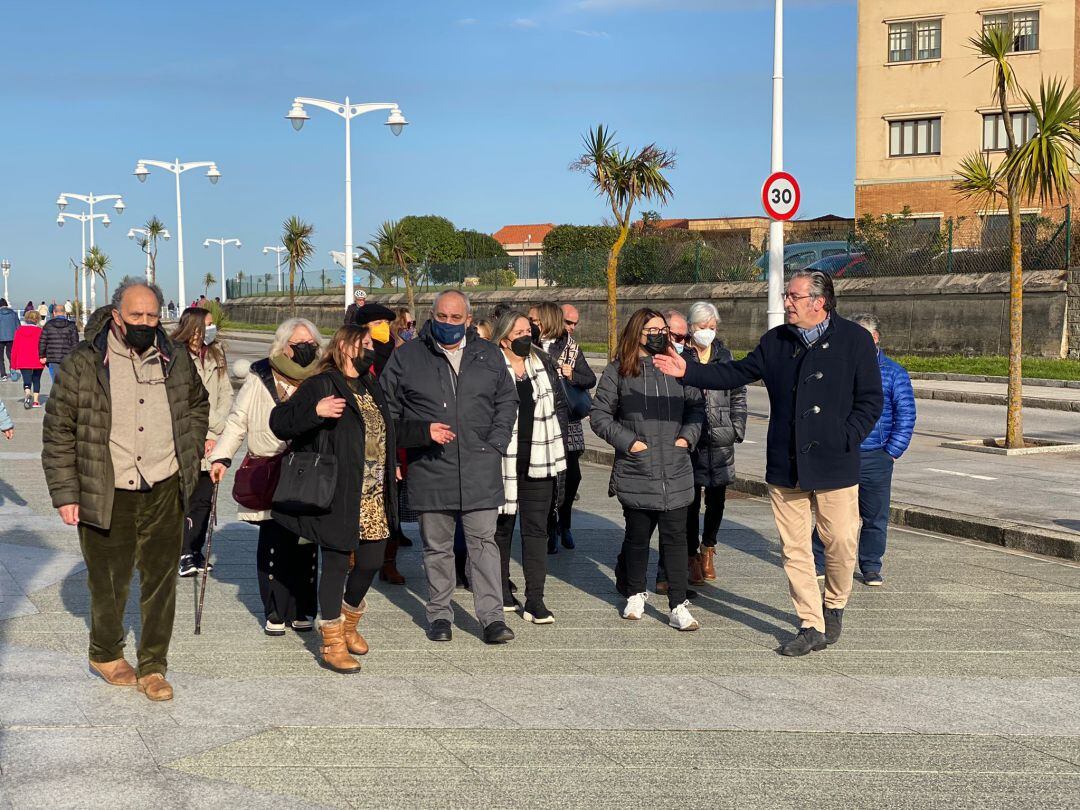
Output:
top-left (912, 386), bottom-right (1080, 412)
top-left (909, 371), bottom-right (1080, 390)
top-left (580, 448), bottom-right (1080, 562)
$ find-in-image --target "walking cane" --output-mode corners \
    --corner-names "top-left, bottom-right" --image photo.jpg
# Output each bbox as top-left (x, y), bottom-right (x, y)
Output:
top-left (194, 481), bottom-right (220, 635)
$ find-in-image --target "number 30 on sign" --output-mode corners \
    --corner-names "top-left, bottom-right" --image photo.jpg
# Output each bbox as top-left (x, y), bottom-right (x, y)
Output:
top-left (761, 171), bottom-right (801, 221)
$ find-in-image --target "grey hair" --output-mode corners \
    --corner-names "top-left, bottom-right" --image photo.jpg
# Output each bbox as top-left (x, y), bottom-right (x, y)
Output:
top-left (431, 289), bottom-right (472, 315)
top-left (851, 312), bottom-right (880, 337)
top-left (112, 276), bottom-right (164, 310)
top-left (269, 317), bottom-right (323, 356)
top-left (789, 270), bottom-right (836, 312)
top-left (663, 309), bottom-right (687, 324)
top-left (492, 310), bottom-right (536, 356)
top-left (687, 301), bottom-right (719, 327)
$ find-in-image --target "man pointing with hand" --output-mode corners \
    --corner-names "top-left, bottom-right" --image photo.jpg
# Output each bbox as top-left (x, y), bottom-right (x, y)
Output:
top-left (653, 271), bottom-right (882, 657)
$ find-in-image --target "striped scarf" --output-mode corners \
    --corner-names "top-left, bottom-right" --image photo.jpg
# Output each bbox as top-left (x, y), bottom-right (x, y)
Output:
top-left (499, 351), bottom-right (566, 515)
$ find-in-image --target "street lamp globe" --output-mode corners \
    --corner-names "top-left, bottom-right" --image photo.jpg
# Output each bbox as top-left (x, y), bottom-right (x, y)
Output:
top-left (206, 165), bottom-right (221, 185)
top-left (56, 216), bottom-right (64, 227)
top-left (162, 231), bottom-right (171, 241)
top-left (114, 200), bottom-right (125, 215)
top-left (102, 216), bottom-right (111, 229)
top-left (134, 164), bottom-right (149, 183)
top-left (386, 108), bottom-right (408, 136)
top-left (56, 195), bottom-right (68, 211)
top-left (127, 229), bottom-right (137, 240)
top-left (286, 102), bottom-right (310, 131)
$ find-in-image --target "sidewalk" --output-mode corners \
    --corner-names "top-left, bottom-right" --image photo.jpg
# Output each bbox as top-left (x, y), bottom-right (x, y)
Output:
top-left (910, 378), bottom-right (1080, 412)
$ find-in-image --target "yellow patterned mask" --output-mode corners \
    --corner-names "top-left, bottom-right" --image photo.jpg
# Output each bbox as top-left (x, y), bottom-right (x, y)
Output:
top-left (369, 321), bottom-right (391, 343)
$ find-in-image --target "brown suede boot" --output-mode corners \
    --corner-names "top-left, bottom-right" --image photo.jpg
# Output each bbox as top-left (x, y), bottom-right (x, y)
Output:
top-left (136, 673), bottom-right (173, 701)
top-left (689, 554), bottom-right (706, 586)
top-left (701, 546), bottom-right (717, 581)
top-left (340, 600), bottom-right (369, 655)
top-left (380, 536), bottom-right (405, 585)
top-left (318, 617), bottom-right (362, 674)
top-left (89, 658), bottom-right (137, 686)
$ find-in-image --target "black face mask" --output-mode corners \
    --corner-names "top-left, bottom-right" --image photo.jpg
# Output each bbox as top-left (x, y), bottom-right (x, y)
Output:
top-left (122, 322), bottom-right (156, 353)
top-left (371, 339), bottom-right (393, 376)
top-left (644, 334), bottom-right (669, 355)
top-left (509, 336), bottom-right (533, 358)
top-left (351, 354), bottom-right (368, 376)
top-left (530, 322), bottom-right (541, 345)
top-left (290, 342), bottom-right (318, 367)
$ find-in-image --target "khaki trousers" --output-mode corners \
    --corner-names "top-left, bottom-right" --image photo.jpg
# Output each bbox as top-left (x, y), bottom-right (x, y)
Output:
top-left (768, 484), bottom-right (859, 632)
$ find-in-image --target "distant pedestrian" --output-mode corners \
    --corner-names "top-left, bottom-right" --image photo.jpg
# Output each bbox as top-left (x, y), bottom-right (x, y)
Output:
top-left (653, 271), bottom-right (883, 656)
top-left (812, 314), bottom-right (914, 588)
top-left (11, 310), bottom-right (44, 408)
top-left (393, 307), bottom-right (415, 343)
top-left (167, 300), bottom-right (177, 318)
top-left (37, 301), bottom-right (48, 319)
top-left (344, 288), bottom-right (367, 325)
top-left (23, 300), bottom-right (34, 316)
top-left (38, 303), bottom-right (80, 384)
top-left (170, 307), bottom-right (233, 578)
top-left (590, 308), bottom-right (704, 631)
top-left (0, 297), bottom-right (19, 381)
top-left (64, 299), bottom-right (73, 317)
top-left (42, 280), bottom-right (210, 702)
top-left (380, 290), bottom-right (519, 645)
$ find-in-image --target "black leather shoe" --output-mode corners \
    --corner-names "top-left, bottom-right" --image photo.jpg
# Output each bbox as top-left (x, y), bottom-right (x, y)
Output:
top-left (426, 619), bottom-right (452, 642)
top-left (561, 529), bottom-right (575, 549)
top-left (547, 532), bottom-right (558, 555)
top-left (483, 621), bottom-right (515, 644)
top-left (824, 607), bottom-right (844, 645)
top-left (779, 627), bottom-right (827, 657)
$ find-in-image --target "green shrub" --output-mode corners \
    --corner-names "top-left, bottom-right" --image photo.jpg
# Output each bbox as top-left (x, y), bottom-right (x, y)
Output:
top-left (478, 266), bottom-right (519, 288)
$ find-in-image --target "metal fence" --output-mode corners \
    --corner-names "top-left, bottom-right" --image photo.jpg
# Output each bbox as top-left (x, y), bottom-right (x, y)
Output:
top-left (226, 207), bottom-right (1072, 298)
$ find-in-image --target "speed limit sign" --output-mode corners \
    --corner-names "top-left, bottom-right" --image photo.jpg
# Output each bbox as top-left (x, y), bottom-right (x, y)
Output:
top-left (762, 171), bottom-right (801, 221)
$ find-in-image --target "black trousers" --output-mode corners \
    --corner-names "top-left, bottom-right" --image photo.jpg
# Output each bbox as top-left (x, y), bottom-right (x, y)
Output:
top-left (256, 520), bottom-right (318, 623)
top-left (687, 484), bottom-right (727, 550)
top-left (495, 475), bottom-right (555, 606)
top-left (617, 506), bottom-right (689, 609)
top-left (318, 541), bottom-right (386, 620)
top-left (556, 450), bottom-right (583, 532)
top-left (181, 472), bottom-right (215, 558)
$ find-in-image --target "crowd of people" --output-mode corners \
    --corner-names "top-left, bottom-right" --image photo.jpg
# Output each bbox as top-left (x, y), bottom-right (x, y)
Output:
top-left (31, 269), bottom-right (916, 699)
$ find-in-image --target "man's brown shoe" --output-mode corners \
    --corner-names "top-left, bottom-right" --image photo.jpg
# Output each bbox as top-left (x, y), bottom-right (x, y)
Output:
top-left (340, 600), bottom-right (369, 655)
top-left (136, 673), bottom-right (174, 701)
top-left (89, 658), bottom-right (137, 686)
top-left (701, 547), bottom-right (717, 581)
top-left (689, 554), bottom-right (706, 586)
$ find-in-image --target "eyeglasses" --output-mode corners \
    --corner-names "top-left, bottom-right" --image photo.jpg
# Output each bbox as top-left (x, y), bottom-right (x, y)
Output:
top-left (642, 327), bottom-right (670, 336)
top-left (564, 319), bottom-right (578, 327)
top-left (404, 320), bottom-right (416, 328)
top-left (783, 292), bottom-right (819, 302)
top-left (669, 333), bottom-right (687, 344)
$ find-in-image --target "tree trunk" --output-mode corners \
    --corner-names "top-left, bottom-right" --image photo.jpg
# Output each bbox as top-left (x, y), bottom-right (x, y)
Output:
top-left (606, 226), bottom-right (629, 360)
top-left (400, 260), bottom-right (416, 315)
top-left (1005, 181), bottom-right (1024, 448)
top-left (289, 262), bottom-right (297, 317)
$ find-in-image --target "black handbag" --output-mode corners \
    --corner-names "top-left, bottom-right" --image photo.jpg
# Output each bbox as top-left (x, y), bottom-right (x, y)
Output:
top-left (272, 424), bottom-right (338, 514)
top-left (560, 338), bottom-right (592, 419)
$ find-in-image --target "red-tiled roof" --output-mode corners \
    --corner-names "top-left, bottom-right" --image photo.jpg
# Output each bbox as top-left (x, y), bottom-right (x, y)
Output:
top-left (492, 223), bottom-right (555, 245)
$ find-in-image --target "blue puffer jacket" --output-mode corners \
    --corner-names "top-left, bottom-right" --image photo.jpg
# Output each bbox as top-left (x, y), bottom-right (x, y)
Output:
top-left (861, 351), bottom-right (916, 458)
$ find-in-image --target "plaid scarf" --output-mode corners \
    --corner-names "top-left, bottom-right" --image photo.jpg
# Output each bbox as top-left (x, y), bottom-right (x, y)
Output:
top-left (499, 351), bottom-right (566, 515)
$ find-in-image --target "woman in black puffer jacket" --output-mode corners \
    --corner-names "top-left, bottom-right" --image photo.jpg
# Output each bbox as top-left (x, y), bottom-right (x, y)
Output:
top-left (684, 301), bottom-right (747, 585)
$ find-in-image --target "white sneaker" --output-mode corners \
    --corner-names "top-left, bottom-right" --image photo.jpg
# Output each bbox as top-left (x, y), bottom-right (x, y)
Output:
top-left (264, 619), bottom-right (286, 636)
top-left (669, 600), bottom-right (700, 632)
top-left (622, 592), bottom-right (647, 620)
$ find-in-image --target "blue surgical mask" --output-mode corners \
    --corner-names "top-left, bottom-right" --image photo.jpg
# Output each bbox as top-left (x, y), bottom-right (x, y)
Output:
top-left (674, 342), bottom-right (684, 355)
top-left (431, 319), bottom-right (466, 347)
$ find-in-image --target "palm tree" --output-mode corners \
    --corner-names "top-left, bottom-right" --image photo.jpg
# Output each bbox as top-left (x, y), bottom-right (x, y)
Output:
top-left (202, 272), bottom-right (216, 296)
top-left (136, 216), bottom-right (168, 284)
top-left (84, 246), bottom-right (111, 306)
top-left (571, 125), bottom-right (675, 358)
top-left (375, 220), bottom-right (416, 312)
top-left (282, 216), bottom-right (315, 315)
top-left (356, 242), bottom-right (397, 290)
top-left (955, 28), bottom-right (1080, 448)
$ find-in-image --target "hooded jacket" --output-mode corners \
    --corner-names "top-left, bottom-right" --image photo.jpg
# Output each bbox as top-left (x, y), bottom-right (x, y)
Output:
top-left (41, 306), bottom-right (209, 530)
top-left (0, 305), bottom-right (18, 342)
top-left (685, 339), bottom-right (747, 488)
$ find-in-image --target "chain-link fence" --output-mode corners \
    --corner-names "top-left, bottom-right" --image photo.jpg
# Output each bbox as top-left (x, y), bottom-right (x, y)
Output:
top-left (227, 207), bottom-right (1072, 298)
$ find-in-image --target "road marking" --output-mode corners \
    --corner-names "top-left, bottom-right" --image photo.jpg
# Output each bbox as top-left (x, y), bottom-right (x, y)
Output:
top-left (925, 467), bottom-right (998, 481)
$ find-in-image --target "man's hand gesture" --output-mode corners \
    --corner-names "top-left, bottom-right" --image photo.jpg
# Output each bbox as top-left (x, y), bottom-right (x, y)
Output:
top-left (652, 347), bottom-right (687, 378)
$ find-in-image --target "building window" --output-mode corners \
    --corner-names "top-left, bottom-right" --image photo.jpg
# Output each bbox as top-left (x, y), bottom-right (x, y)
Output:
top-left (888, 19), bottom-right (941, 62)
top-left (983, 10), bottom-right (1039, 52)
top-left (982, 212), bottom-right (1038, 249)
top-left (889, 117), bottom-right (941, 157)
top-left (909, 216), bottom-right (942, 236)
top-left (982, 111), bottom-right (1038, 151)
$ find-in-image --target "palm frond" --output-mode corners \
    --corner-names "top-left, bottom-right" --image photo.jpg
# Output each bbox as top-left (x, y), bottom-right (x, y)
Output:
top-left (954, 151), bottom-right (1005, 209)
top-left (967, 26), bottom-right (1019, 96)
top-left (1003, 77), bottom-right (1080, 206)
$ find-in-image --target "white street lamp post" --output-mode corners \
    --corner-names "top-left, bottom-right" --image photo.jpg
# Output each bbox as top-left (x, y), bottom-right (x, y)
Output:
top-left (128, 227), bottom-right (171, 282)
top-left (262, 246), bottom-right (287, 291)
top-left (204, 238), bottom-right (241, 302)
top-left (133, 158), bottom-right (221, 307)
top-left (1, 260), bottom-right (10, 303)
top-left (767, 0), bottom-right (786, 330)
top-left (286, 96), bottom-right (408, 305)
top-left (57, 193), bottom-right (124, 318)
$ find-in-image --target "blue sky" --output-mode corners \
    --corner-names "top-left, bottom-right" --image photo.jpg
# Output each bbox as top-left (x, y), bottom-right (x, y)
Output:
top-left (2, 0), bottom-right (856, 305)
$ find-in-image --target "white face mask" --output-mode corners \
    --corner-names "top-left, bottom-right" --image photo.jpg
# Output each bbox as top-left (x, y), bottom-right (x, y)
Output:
top-left (673, 342), bottom-right (684, 355)
top-left (693, 328), bottom-right (716, 347)
top-left (203, 324), bottom-right (218, 346)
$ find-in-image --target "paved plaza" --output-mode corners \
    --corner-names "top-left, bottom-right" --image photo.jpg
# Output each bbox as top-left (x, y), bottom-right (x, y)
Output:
top-left (2, 379), bottom-right (1080, 808)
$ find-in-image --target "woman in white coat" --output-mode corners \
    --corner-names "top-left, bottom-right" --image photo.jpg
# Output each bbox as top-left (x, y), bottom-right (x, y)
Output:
top-left (210, 318), bottom-right (324, 635)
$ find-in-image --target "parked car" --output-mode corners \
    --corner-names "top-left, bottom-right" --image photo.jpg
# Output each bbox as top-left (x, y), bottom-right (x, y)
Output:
top-left (754, 241), bottom-right (853, 280)
top-left (804, 253), bottom-right (870, 278)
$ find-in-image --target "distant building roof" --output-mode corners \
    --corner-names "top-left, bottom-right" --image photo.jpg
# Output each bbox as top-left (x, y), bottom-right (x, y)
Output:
top-left (492, 223), bottom-right (555, 246)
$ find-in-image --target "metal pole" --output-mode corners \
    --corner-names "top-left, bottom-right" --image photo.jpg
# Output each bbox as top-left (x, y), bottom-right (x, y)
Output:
top-left (88, 198), bottom-right (97, 312)
top-left (145, 236), bottom-right (152, 281)
top-left (766, 0), bottom-right (786, 330)
top-left (219, 242), bottom-right (227, 303)
top-left (344, 98), bottom-right (354, 306)
top-left (80, 217), bottom-right (87, 326)
top-left (175, 162), bottom-right (187, 306)
top-left (1065, 204), bottom-right (1073, 269)
top-left (276, 251), bottom-right (283, 291)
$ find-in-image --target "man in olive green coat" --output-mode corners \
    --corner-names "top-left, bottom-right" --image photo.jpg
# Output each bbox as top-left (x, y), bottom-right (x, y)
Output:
top-left (43, 278), bottom-right (209, 701)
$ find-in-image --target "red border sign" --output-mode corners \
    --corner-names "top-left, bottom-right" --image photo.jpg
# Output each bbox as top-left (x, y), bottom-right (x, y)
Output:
top-left (761, 171), bottom-right (801, 221)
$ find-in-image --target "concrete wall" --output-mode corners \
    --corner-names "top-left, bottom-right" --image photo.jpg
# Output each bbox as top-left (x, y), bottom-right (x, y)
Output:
top-left (225, 270), bottom-right (1069, 357)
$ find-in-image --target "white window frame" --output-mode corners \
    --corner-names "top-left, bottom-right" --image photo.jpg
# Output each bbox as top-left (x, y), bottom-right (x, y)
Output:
top-left (981, 8), bottom-right (1040, 54)
top-left (887, 17), bottom-right (942, 63)
top-left (982, 110), bottom-right (1038, 152)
